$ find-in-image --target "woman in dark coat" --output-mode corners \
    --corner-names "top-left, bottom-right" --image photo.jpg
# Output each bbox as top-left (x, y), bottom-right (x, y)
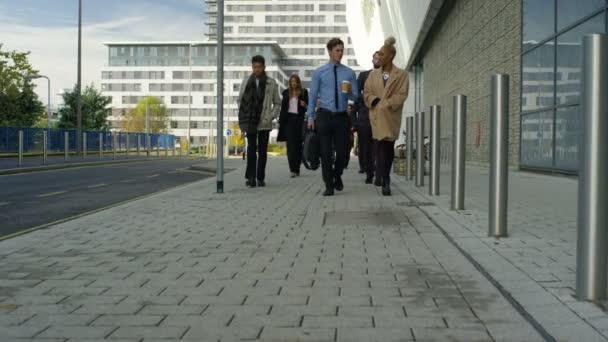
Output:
top-left (278, 74), bottom-right (308, 177)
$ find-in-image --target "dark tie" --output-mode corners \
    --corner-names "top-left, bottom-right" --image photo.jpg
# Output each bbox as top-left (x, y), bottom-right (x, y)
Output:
top-left (334, 64), bottom-right (339, 112)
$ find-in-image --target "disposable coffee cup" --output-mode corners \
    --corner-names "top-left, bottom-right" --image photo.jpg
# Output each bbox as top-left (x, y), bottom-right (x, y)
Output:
top-left (341, 80), bottom-right (351, 94)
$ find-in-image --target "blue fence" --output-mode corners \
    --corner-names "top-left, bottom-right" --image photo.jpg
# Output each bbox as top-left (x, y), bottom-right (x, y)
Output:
top-left (0, 126), bottom-right (175, 154)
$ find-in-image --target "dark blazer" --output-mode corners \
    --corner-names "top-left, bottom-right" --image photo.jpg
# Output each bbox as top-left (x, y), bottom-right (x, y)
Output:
top-left (277, 88), bottom-right (309, 142)
top-left (353, 70), bottom-right (371, 131)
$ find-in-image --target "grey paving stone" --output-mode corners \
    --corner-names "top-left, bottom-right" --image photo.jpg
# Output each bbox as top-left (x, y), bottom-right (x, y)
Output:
top-left (110, 326), bottom-right (187, 339)
top-left (37, 325), bottom-right (116, 339)
top-left (90, 314), bottom-right (164, 326)
top-left (260, 327), bottom-right (335, 341)
top-left (23, 314), bottom-right (97, 327)
top-left (337, 327), bottom-right (414, 342)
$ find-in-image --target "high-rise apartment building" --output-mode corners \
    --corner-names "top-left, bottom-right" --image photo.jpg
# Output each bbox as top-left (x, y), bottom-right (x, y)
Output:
top-left (205, 0), bottom-right (359, 88)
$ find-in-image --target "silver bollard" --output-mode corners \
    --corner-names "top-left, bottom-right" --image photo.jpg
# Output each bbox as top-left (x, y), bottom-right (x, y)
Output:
top-left (576, 33), bottom-right (608, 301)
top-left (156, 139), bottom-right (160, 157)
top-left (18, 130), bottom-right (23, 167)
top-left (126, 134), bottom-right (130, 158)
top-left (451, 95), bottom-right (467, 210)
top-left (489, 74), bottom-right (509, 238)
top-left (415, 111), bottom-right (425, 187)
top-left (99, 132), bottom-right (103, 160)
top-left (43, 130), bottom-right (48, 165)
top-left (112, 134), bottom-right (117, 160)
top-left (406, 116), bottom-right (414, 181)
top-left (430, 105), bottom-right (441, 196)
top-left (137, 135), bottom-right (141, 156)
top-left (64, 131), bottom-right (69, 161)
top-left (172, 137), bottom-right (176, 157)
top-left (164, 137), bottom-right (168, 158)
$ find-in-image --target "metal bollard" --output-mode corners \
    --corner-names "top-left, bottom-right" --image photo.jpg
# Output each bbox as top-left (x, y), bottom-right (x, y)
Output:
top-left (172, 137), bottom-right (176, 157)
top-left (156, 139), bottom-right (160, 157)
top-left (43, 130), bottom-right (48, 165)
top-left (451, 95), bottom-right (467, 210)
top-left (99, 132), bottom-right (103, 160)
top-left (489, 74), bottom-right (509, 238)
top-left (406, 117), bottom-right (414, 181)
top-left (576, 33), bottom-right (608, 301)
top-left (82, 132), bottom-right (87, 159)
top-left (137, 135), bottom-right (141, 156)
top-left (126, 134), bottom-right (130, 159)
top-left (164, 137), bottom-right (168, 158)
top-left (415, 112), bottom-right (425, 187)
top-left (112, 134), bottom-right (117, 160)
top-left (64, 131), bottom-right (69, 161)
top-left (146, 135), bottom-right (151, 157)
top-left (18, 130), bottom-right (23, 167)
top-left (429, 105), bottom-right (441, 196)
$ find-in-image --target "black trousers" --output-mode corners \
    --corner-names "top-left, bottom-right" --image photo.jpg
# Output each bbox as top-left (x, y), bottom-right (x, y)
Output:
top-left (376, 140), bottom-right (395, 183)
top-left (285, 114), bottom-right (304, 173)
top-left (317, 111), bottom-right (349, 188)
top-left (245, 130), bottom-right (270, 181)
top-left (357, 126), bottom-right (375, 178)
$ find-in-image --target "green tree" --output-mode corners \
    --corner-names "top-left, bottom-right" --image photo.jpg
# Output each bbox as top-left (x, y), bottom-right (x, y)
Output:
top-left (120, 96), bottom-right (168, 133)
top-left (57, 84), bottom-right (111, 130)
top-left (0, 44), bottom-right (44, 126)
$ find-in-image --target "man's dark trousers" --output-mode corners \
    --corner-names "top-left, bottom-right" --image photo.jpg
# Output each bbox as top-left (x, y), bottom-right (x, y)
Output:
top-left (245, 130), bottom-right (270, 182)
top-left (357, 125), bottom-right (374, 179)
top-left (317, 110), bottom-right (349, 189)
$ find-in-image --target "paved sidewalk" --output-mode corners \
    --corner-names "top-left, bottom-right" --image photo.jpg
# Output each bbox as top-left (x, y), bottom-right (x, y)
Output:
top-left (0, 157), bottom-right (588, 341)
top-left (393, 161), bottom-right (607, 341)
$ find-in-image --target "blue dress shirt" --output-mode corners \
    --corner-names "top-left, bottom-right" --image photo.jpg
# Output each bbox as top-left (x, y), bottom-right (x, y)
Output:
top-left (307, 62), bottom-right (359, 120)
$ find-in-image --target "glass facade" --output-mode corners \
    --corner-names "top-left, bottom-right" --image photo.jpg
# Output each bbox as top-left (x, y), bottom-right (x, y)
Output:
top-left (521, 0), bottom-right (607, 172)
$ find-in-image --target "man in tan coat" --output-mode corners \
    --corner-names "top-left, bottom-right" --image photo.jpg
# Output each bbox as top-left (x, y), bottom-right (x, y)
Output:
top-left (364, 37), bottom-right (409, 196)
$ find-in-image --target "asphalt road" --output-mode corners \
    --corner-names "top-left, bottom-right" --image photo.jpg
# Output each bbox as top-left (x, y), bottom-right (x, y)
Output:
top-left (0, 159), bottom-right (213, 239)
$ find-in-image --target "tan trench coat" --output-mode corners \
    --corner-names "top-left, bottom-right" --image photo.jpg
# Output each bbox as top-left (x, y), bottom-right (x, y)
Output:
top-left (363, 66), bottom-right (409, 141)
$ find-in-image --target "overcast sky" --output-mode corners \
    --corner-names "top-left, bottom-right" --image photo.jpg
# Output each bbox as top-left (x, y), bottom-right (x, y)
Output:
top-left (1, 0), bottom-right (207, 106)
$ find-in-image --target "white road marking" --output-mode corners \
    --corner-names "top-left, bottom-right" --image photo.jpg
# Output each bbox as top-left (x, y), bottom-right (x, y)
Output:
top-left (119, 179), bottom-right (135, 183)
top-left (87, 183), bottom-right (108, 189)
top-left (146, 174), bottom-right (160, 178)
top-left (38, 191), bottom-right (67, 198)
top-left (0, 202), bottom-right (9, 206)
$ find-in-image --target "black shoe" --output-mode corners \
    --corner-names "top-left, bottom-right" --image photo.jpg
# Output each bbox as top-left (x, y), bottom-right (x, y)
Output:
top-left (358, 169), bottom-right (365, 174)
top-left (257, 180), bottom-right (266, 187)
top-left (382, 178), bottom-right (391, 196)
top-left (365, 176), bottom-right (373, 184)
top-left (334, 177), bottom-right (344, 191)
top-left (246, 179), bottom-right (256, 187)
top-left (323, 188), bottom-right (334, 196)
top-left (374, 178), bottom-right (382, 187)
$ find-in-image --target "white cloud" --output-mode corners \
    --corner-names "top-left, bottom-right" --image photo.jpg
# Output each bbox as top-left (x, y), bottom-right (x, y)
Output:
top-left (0, 5), bottom-right (206, 107)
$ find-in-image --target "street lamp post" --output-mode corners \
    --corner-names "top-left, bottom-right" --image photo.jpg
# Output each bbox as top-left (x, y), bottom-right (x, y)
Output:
top-left (76, 0), bottom-right (83, 155)
top-left (24, 74), bottom-right (51, 130)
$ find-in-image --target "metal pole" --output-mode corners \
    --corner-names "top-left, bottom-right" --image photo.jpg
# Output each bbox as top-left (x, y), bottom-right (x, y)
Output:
top-left (187, 45), bottom-right (192, 154)
top-left (99, 132), bottom-right (103, 160)
top-left (137, 134), bottom-right (141, 156)
top-left (64, 131), bottom-right (69, 161)
top-left (406, 116), bottom-right (414, 180)
top-left (164, 136), bottom-right (168, 158)
top-left (217, 0), bottom-right (225, 193)
top-left (112, 133), bottom-right (117, 160)
top-left (43, 130), bottom-right (48, 165)
top-left (430, 105), bottom-right (441, 196)
top-left (156, 137), bottom-right (160, 158)
top-left (18, 130), bottom-right (23, 167)
top-left (125, 134), bottom-right (129, 158)
top-left (147, 135), bottom-right (151, 157)
top-left (577, 33), bottom-right (608, 301)
top-left (46, 76), bottom-right (51, 130)
top-left (76, 0), bottom-right (82, 155)
top-left (489, 74), bottom-right (509, 238)
top-left (415, 111), bottom-right (425, 187)
top-left (172, 136), bottom-right (176, 157)
top-left (82, 132), bottom-right (87, 159)
top-left (451, 95), bottom-right (467, 210)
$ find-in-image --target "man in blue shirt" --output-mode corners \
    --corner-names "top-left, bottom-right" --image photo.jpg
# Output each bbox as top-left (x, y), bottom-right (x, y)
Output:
top-left (308, 38), bottom-right (358, 196)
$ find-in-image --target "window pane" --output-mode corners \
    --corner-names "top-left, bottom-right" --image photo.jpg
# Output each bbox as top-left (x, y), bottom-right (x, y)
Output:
top-left (522, 41), bottom-right (555, 112)
top-left (523, 0), bottom-right (555, 43)
top-left (521, 111), bottom-right (555, 168)
top-left (556, 13), bottom-right (605, 105)
top-left (555, 106), bottom-right (580, 171)
top-left (557, 0), bottom-right (604, 30)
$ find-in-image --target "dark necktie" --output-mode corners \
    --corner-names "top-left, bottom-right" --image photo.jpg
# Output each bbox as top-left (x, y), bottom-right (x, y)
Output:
top-left (334, 64), bottom-right (338, 112)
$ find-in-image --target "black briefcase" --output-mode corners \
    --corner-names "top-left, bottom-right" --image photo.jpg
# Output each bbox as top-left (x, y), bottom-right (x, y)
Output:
top-left (302, 129), bottom-right (320, 170)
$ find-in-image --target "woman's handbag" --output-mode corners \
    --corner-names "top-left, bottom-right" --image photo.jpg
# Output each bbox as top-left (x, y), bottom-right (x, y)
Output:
top-left (302, 129), bottom-right (320, 170)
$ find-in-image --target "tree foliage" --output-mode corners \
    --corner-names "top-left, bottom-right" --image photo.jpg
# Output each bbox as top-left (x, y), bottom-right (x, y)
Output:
top-left (57, 84), bottom-right (111, 130)
top-left (120, 96), bottom-right (168, 133)
top-left (0, 44), bottom-right (44, 126)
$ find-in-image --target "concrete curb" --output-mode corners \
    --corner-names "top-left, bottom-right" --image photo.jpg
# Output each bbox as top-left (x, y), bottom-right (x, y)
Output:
top-left (0, 157), bottom-right (187, 175)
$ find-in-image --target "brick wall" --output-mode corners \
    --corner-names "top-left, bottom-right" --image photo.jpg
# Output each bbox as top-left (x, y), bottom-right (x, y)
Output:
top-left (420, 0), bottom-right (521, 166)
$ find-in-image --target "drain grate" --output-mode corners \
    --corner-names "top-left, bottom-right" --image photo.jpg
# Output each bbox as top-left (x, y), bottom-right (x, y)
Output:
top-left (323, 210), bottom-right (401, 226)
